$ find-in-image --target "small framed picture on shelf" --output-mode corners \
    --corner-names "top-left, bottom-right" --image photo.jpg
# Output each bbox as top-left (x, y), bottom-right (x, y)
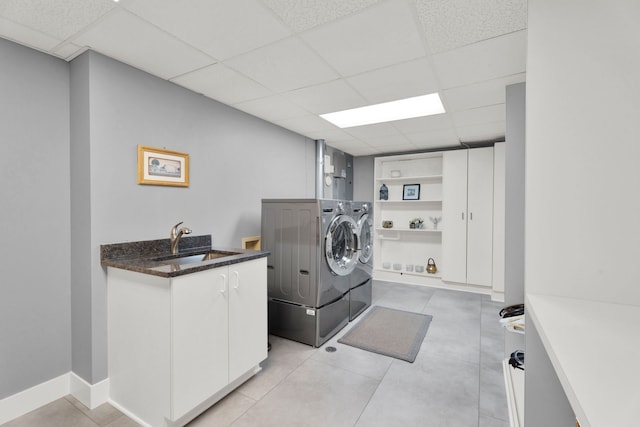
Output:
top-left (402, 184), bottom-right (420, 200)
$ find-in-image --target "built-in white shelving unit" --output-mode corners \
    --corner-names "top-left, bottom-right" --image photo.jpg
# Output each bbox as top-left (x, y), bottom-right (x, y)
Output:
top-left (373, 152), bottom-right (444, 285)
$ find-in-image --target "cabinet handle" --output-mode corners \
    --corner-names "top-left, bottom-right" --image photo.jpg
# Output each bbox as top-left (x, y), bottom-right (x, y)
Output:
top-left (461, 212), bottom-right (464, 220)
top-left (470, 212), bottom-right (473, 220)
top-left (220, 274), bottom-right (227, 295)
top-left (233, 271), bottom-right (240, 290)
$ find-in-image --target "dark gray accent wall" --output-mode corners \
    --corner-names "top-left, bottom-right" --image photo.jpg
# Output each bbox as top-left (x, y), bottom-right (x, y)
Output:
top-left (70, 51), bottom-right (316, 384)
top-left (0, 38), bottom-right (71, 399)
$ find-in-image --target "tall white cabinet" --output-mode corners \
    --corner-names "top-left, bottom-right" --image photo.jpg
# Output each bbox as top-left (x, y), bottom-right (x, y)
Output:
top-left (373, 146), bottom-right (502, 296)
top-left (442, 146), bottom-right (494, 287)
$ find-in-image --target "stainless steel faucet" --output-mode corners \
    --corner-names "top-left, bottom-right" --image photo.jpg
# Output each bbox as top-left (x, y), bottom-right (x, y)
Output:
top-left (170, 221), bottom-right (192, 254)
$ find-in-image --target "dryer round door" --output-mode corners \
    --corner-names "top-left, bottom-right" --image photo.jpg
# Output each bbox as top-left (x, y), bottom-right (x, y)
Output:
top-left (357, 213), bottom-right (373, 264)
top-left (325, 214), bottom-right (358, 276)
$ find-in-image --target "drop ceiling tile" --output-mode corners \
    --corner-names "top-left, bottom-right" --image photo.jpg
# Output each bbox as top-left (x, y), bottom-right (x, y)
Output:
top-left (328, 139), bottom-right (378, 156)
top-left (456, 121), bottom-right (505, 143)
top-left (403, 128), bottom-right (460, 148)
top-left (0, 16), bottom-right (61, 52)
top-left (433, 30), bottom-right (527, 89)
top-left (346, 58), bottom-right (440, 104)
top-left (443, 73), bottom-right (525, 112)
top-left (283, 80), bottom-right (367, 114)
top-left (233, 94), bottom-right (309, 122)
top-left (301, 0), bottom-right (426, 76)
top-left (318, 128), bottom-right (360, 143)
top-left (416, 0), bottom-right (527, 53)
top-left (51, 42), bottom-right (87, 60)
top-left (392, 113), bottom-right (452, 133)
top-left (452, 104), bottom-right (505, 127)
top-left (224, 36), bottom-right (339, 93)
top-left (343, 122), bottom-right (403, 139)
top-left (0, 0), bottom-right (116, 40)
top-left (73, 10), bottom-right (214, 80)
top-left (125, 0), bottom-right (290, 61)
top-left (171, 63), bottom-right (272, 105)
top-left (358, 133), bottom-right (412, 148)
top-left (274, 114), bottom-right (338, 137)
top-left (262, 0), bottom-right (381, 33)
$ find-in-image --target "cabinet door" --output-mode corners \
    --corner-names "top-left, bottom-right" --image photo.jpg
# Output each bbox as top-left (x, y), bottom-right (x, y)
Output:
top-left (171, 268), bottom-right (229, 419)
top-left (442, 149), bottom-right (469, 283)
top-left (467, 147), bottom-right (494, 287)
top-left (229, 258), bottom-right (268, 381)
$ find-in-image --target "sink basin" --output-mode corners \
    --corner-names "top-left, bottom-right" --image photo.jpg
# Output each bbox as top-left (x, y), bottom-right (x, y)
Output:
top-left (165, 250), bottom-right (241, 265)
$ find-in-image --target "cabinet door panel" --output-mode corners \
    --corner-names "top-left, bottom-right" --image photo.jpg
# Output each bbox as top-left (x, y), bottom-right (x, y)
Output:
top-left (442, 150), bottom-right (469, 283)
top-left (229, 258), bottom-right (268, 381)
top-left (467, 147), bottom-right (494, 287)
top-left (171, 268), bottom-right (229, 419)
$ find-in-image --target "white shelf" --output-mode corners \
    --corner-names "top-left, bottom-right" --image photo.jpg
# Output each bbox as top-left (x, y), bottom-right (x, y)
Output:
top-left (527, 293), bottom-right (640, 427)
top-left (375, 199), bottom-right (442, 204)
top-left (376, 227), bottom-right (442, 234)
top-left (375, 174), bottom-right (443, 182)
top-left (375, 268), bottom-right (441, 280)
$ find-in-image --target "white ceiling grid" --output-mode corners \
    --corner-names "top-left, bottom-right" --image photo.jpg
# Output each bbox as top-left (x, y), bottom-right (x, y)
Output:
top-left (0, 0), bottom-right (527, 156)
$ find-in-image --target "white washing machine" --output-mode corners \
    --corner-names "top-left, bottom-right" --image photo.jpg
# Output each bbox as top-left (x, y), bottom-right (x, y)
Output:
top-left (261, 199), bottom-right (359, 347)
top-left (350, 201), bottom-right (373, 320)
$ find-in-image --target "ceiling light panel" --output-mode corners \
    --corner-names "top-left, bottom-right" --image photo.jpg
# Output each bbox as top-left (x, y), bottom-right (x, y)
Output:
top-left (321, 93), bottom-right (445, 128)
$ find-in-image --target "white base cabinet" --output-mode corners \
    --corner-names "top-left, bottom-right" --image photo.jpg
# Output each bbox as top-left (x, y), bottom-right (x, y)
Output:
top-left (107, 258), bottom-right (267, 427)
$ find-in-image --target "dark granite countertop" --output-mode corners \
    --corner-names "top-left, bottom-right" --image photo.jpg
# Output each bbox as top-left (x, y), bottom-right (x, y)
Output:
top-left (100, 234), bottom-right (269, 278)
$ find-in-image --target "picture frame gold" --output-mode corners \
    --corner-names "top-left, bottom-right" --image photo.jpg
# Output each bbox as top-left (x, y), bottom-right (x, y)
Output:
top-left (137, 145), bottom-right (189, 187)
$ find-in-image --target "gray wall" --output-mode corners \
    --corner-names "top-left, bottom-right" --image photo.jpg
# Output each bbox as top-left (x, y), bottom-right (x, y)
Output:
top-left (72, 51), bottom-right (316, 384)
top-left (2, 37), bottom-right (317, 398)
top-left (504, 82), bottom-right (526, 357)
top-left (0, 38), bottom-right (71, 399)
top-left (504, 82), bottom-right (525, 306)
top-left (353, 155), bottom-right (374, 202)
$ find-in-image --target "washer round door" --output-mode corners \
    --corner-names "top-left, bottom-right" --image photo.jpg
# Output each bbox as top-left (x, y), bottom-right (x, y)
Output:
top-left (325, 214), bottom-right (359, 276)
top-left (357, 213), bottom-right (373, 264)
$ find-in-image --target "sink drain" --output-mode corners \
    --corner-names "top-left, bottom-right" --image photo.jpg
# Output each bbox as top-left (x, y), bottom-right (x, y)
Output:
top-left (325, 346), bottom-right (337, 353)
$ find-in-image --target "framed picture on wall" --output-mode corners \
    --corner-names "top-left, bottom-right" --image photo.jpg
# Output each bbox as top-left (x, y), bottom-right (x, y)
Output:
top-left (137, 145), bottom-right (189, 187)
top-left (402, 184), bottom-right (420, 200)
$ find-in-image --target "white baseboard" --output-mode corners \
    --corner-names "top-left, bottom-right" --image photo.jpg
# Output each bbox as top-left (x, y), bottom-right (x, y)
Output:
top-left (0, 372), bottom-right (110, 425)
top-left (69, 372), bottom-right (109, 410)
top-left (0, 373), bottom-right (70, 425)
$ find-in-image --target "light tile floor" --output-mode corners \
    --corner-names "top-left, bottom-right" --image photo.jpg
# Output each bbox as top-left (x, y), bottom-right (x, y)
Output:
top-left (4, 281), bottom-right (508, 427)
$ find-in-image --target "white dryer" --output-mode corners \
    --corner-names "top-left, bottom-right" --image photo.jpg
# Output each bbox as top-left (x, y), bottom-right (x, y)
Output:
top-left (261, 199), bottom-right (359, 347)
